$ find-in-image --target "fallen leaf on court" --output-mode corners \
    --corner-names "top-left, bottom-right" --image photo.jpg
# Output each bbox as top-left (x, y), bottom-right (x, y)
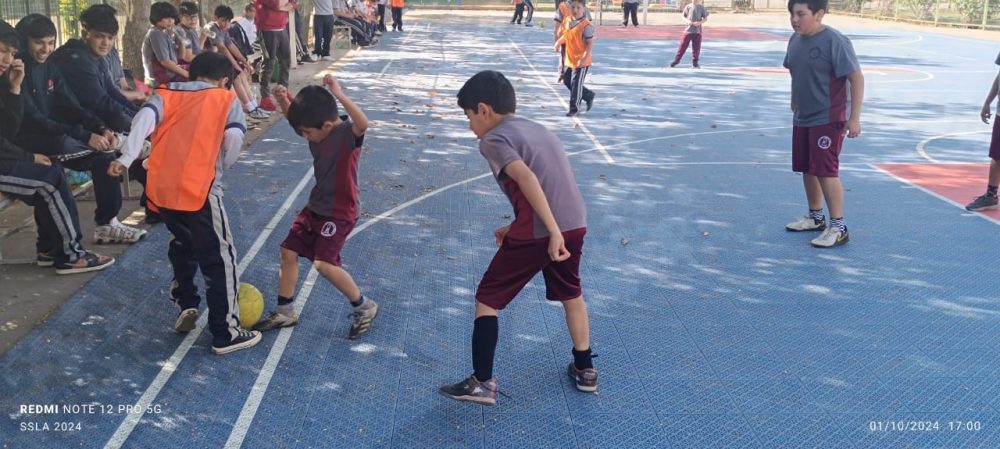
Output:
top-left (620, 238), bottom-right (629, 246)
top-left (710, 124), bottom-right (717, 128)
top-left (703, 231), bottom-right (710, 236)
top-left (598, 174), bottom-right (607, 180)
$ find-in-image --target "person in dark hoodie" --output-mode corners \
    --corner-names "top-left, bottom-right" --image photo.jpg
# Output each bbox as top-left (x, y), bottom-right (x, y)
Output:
top-left (49, 4), bottom-right (139, 133)
top-left (0, 22), bottom-right (114, 274)
top-left (14, 14), bottom-right (147, 246)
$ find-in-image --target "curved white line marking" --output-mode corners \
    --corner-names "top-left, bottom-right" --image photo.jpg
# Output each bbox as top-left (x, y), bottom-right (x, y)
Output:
top-left (915, 130), bottom-right (990, 163)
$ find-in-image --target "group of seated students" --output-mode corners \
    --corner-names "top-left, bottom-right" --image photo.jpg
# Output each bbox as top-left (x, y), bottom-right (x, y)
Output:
top-left (0, 6), bottom-right (147, 275)
top-left (332, 0), bottom-right (385, 47)
top-left (142, 2), bottom-right (271, 120)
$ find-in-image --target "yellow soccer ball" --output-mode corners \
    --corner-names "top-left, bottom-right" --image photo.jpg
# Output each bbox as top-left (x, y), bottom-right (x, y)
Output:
top-left (238, 282), bottom-right (264, 329)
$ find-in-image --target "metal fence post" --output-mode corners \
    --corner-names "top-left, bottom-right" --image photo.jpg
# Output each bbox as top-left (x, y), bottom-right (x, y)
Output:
top-left (642, 0), bottom-right (648, 25)
top-left (982, 0), bottom-right (990, 28)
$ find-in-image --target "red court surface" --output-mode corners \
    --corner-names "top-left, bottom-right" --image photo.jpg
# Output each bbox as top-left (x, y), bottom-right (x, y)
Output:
top-left (596, 25), bottom-right (782, 40)
top-left (877, 163), bottom-right (1000, 221)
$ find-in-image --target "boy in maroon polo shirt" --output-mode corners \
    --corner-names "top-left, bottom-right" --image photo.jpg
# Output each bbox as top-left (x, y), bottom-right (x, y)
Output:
top-left (440, 70), bottom-right (597, 406)
top-left (254, 74), bottom-right (379, 339)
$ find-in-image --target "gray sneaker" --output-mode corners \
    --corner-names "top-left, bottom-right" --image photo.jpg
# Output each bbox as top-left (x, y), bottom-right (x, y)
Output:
top-left (439, 375), bottom-right (498, 406)
top-left (348, 300), bottom-right (379, 340)
top-left (174, 308), bottom-right (199, 333)
top-left (247, 108), bottom-right (270, 120)
top-left (94, 217), bottom-right (147, 244)
top-left (811, 226), bottom-right (849, 248)
top-left (966, 194), bottom-right (999, 211)
top-left (785, 216), bottom-right (826, 232)
top-left (567, 363), bottom-right (598, 392)
top-left (253, 310), bottom-right (298, 332)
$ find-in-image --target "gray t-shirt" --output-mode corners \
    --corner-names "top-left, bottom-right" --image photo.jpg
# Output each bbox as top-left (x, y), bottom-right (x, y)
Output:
top-left (683, 4), bottom-right (708, 34)
top-left (479, 116), bottom-right (587, 240)
top-left (141, 27), bottom-right (178, 82)
top-left (206, 23), bottom-right (233, 53)
top-left (315, 0), bottom-right (335, 15)
top-left (181, 26), bottom-right (202, 56)
top-left (783, 27), bottom-right (860, 127)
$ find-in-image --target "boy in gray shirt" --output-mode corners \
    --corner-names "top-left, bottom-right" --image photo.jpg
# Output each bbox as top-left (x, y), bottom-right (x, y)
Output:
top-left (670, 0), bottom-right (708, 68)
top-left (782, 0), bottom-right (864, 248)
top-left (440, 71), bottom-right (597, 406)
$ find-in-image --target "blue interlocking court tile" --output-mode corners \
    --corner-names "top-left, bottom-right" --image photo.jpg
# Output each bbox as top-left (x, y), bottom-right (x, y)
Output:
top-left (3, 13), bottom-right (1000, 449)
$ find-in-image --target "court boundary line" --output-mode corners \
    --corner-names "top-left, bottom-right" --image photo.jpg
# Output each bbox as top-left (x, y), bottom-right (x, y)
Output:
top-left (870, 163), bottom-right (1000, 227)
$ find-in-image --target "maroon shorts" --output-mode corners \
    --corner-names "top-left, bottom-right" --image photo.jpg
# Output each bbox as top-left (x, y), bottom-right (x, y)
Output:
top-left (792, 122), bottom-right (846, 177)
top-left (280, 208), bottom-right (355, 266)
top-left (475, 228), bottom-right (586, 311)
top-left (990, 119), bottom-right (1000, 161)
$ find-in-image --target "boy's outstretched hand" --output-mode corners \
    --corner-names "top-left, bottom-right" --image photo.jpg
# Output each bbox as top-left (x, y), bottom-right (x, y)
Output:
top-left (548, 232), bottom-right (571, 262)
top-left (323, 74), bottom-right (342, 96)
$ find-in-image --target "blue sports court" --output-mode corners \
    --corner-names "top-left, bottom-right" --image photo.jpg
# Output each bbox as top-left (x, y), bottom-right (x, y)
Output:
top-left (2, 11), bottom-right (1000, 448)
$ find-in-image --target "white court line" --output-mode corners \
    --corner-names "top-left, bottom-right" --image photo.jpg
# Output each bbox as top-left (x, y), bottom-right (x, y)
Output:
top-left (855, 34), bottom-right (923, 47)
top-left (870, 163), bottom-right (1000, 227)
top-left (915, 130), bottom-right (990, 163)
top-left (104, 33), bottom-right (371, 449)
top-left (222, 170), bottom-right (495, 449)
top-left (509, 39), bottom-right (615, 165)
top-left (102, 167), bottom-right (316, 449)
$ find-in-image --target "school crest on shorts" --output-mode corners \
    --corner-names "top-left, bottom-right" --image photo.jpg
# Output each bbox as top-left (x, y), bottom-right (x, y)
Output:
top-left (321, 221), bottom-right (337, 238)
top-left (817, 135), bottom-right (832, 150)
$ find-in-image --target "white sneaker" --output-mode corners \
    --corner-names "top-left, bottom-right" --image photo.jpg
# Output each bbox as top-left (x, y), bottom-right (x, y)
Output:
top-left (174, 308), bottom-right (199, 333)
top-left (247, 108), bottom-right (270, 120)
top-left (322, 55), bottom-right (335, 61)
top-left (810, 227), bottom-right (849, 248)
top-left (94, 217), bottom-right (147, 244)
top-left (785, 216), bottom-right (826, 232)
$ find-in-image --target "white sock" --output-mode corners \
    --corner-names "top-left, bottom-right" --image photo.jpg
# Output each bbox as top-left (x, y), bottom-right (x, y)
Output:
top-left (245, 100), bottom-right (259, 112)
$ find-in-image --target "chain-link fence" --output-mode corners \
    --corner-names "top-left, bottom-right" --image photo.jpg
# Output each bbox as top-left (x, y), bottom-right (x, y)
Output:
top-left (830, 0), bottom-right (1000, 28)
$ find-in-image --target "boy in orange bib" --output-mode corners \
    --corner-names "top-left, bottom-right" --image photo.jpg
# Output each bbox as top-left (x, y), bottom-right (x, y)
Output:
top-left (110, 52), bottom-right (261, 355)
top-left (555, 0), bottom-right (595, 117)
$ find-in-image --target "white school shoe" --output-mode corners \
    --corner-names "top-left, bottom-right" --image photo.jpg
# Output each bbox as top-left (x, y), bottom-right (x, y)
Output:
top-left (785, 216), bottom-right (826, 232)
top-left (810, 227), bottom-right (849, 248)
top-left (94, 217), bottom-right (147, 244)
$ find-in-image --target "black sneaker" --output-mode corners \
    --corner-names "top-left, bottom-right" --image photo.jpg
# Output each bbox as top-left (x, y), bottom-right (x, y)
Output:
top-left (693, 62), bottom-right (701, 68)
top-left (348, 300), bottom-right (379, 339)
top-left (566, 110), bottom-right (578, 117)
top-left (440, 375), bottom-right (498, 406)
top-left (211, 329), bottom-right (262, 355)
top-left (567, 363), bottom-right (598, 392)
top-left (37, 251), bottom-right (55, 267)
top-left (669, 61), bottom-right (679, 68)
top-left (585, 93), bottom-right (595, 112)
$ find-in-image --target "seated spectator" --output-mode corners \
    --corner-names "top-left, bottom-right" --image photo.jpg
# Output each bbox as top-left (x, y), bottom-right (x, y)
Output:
top-left (0, 22), bottom-right (114, 274)
top-left (235, 4), bottom-right (259, 52)
top-left (205, 5), bottom-right (269, 120)
top-left (178, 2), bottom-right (208, 62)
top-left (142, 2), bottom-right (189, 87)
top-left (333, 0), bottom-right (376, 47)
top-left (14, 14), bottom-right (146, 245)
top-left (50, 4), bottom-right (140, 133)
top-left (104, 46), bottom-right (149, 104)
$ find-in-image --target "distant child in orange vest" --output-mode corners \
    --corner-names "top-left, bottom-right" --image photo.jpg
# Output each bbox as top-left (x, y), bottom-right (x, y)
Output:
top-left (251, 75), bottom-right (379, 340)
top-left (109, 52), bottom-right (262, 355)
top-left (553, 0), bottom-right (571, 81)
top-left (554, 0), bottom-right (595, 117)
top-left (390, 0), bottom-right (404, 32)
top-left (511, 0), bottom-right (525, 25)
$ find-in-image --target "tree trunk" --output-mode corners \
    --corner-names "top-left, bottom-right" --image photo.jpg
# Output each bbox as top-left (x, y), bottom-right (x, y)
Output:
top-left (122, 0), bottom-right (151, 78)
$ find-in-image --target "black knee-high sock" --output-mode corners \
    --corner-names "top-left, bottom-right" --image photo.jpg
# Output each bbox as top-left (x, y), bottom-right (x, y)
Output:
top-left (472, 316), bottom-right (499, 381)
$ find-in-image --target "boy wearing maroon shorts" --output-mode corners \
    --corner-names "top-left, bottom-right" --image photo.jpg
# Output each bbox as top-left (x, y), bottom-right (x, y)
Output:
top-left (964, 51), bottom-right (1000, 212)
top-left (440, 70), bottom-right (597, 406)
top-left (782, 0), bottom-right (864, 248)
top-left (253, 75), bottom-right (379, 339)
